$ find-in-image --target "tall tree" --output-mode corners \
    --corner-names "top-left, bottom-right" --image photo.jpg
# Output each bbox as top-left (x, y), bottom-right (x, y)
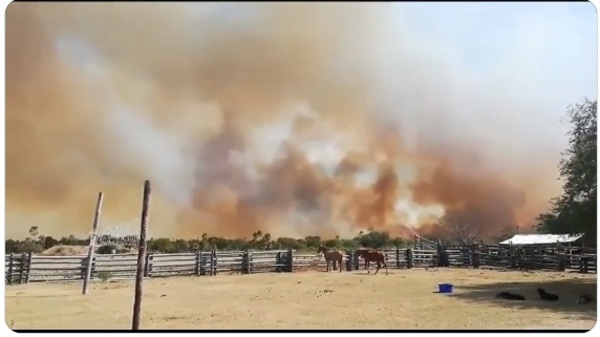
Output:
top-left (537, 98), bottom-right (597, 242)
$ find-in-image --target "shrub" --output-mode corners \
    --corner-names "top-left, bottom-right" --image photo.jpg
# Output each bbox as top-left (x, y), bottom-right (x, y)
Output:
top-left (97, 271), bottom-right (112, 282)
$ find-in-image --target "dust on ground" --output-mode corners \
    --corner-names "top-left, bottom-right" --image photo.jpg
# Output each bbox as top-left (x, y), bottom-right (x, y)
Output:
top-left (5, 268), bottom-right (597, 330)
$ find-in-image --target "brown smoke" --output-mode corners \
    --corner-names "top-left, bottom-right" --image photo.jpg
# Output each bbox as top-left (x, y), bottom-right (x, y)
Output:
top-left (5, 2), bottom-right (563, 240)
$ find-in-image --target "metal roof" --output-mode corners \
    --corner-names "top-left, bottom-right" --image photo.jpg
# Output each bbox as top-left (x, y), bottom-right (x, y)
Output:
top-left (499, 233), bottom-right (585, 245)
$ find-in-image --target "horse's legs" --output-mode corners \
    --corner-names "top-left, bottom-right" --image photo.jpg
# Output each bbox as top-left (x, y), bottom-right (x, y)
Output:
top-left (374, 261), bottom-right (381, 274)
top-left (365, 258), bottom-right (371, 274)
top-left (383, 260), bottom-right (389, 275)
top-left (325, 260), bottom-right (329, 272)
top-left (338, 258), bottom-right (343, 272)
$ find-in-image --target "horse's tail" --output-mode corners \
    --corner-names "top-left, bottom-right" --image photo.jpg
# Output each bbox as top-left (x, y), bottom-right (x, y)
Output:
top-left (381, 251), bottom-right (388, 264)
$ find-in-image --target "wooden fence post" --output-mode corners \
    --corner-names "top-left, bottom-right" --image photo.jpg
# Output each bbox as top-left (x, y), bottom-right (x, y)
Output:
top-left (275, 252), bottom-right (287, 273)
top-left (353, 250), bottom-right (359, 270)
top-left (80, 256), bottom-right (96, 281)
top-left (195, 251), bottom-right (200, 276)
top-left (249, 250), bottom-right (254, 274)
top-left (245, 251), bottom-right (250, 274)
top-left (149, 255), bottom-right (154, 277)
top-left (19, 253), bottom-right (27, 284)
top-left (287, 248), bottom-right (294, 272)
top-left (211, 250), bottom-right (217, 276)
top-left (7, 253), bottom-right (14, 285)
top-left (200, 252), bottom-right (207, 276)
top-left (348, 251), bottom-right (354, 271)
top-left (143, 253), bottom-right (151, 277)
top-left (471, 247), bottom-right (480, 269)
top-left (132, 179), bottom-right (151, 331)
top-left (91, 257), bottom-right (96, 280)
top-left (405, 248), bottom-right (413, 269)
top-left (396, 247), bottom-right (400, 269)
top-left (80, 257), bottom-right (87, 280)
top-left (25, 252), bottom-right (32, 284)
top-left (557, 254), bottom-right (566, 272)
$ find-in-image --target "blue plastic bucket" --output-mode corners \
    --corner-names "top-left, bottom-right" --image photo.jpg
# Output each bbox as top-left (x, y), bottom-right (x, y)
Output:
top-left (438, 283), bottom-right (453, 294)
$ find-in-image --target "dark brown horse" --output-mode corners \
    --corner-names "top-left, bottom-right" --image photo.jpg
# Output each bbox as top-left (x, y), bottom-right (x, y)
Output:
top-left (356, 248), bottom-right (388, 275)
top-left (317, 245), bottom-right (344, 272)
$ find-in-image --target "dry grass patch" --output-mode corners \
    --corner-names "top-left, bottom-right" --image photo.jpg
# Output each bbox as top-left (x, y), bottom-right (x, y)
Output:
top-left (5, 268), bottom-right (597, 330)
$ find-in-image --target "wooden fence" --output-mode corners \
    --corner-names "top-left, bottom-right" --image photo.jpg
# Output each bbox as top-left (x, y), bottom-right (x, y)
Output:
top-left (5, 245), bottom-right (597, 284)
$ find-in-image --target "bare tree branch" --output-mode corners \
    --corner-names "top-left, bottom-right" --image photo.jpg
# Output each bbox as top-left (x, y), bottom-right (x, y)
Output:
top-left (446, 221), bottom-right (479, 245)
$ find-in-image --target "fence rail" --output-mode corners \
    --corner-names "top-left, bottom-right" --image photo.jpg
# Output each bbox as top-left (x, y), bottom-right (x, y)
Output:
top-left (5, 245), bottom-right (597, 284)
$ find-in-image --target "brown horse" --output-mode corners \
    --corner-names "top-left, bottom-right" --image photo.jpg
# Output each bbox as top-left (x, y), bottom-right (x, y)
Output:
top-left (317, 245), bottom-right (344, 272)
top-left (356, 248), bottom-right (388, 275)
top-left (355, 249), bottom-right (372, 269)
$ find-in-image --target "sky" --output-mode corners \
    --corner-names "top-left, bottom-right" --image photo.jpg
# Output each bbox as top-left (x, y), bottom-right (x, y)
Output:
top-left (396, 2), bottom-right (597, 146)
top-left (4, 2), bottom-right (598, 240)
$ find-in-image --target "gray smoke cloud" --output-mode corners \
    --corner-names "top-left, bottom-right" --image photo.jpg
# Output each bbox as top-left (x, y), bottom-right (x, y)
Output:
top-left (6, 2), bottom-right (591, 239)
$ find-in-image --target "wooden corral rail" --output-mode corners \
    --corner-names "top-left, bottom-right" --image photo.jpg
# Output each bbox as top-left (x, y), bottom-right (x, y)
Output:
top-left (5, 253), bottom-right (31, 285)
top-left (5, 249), bottom-right (294, 284)
top-left (4, 245), bottom-right (597, 284)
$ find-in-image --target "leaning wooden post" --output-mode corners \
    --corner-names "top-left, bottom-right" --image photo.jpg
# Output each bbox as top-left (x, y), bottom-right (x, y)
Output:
top-left (82, 192), bottom-right (104, 295)
top-left (132, 180), bottom-right (151, 331)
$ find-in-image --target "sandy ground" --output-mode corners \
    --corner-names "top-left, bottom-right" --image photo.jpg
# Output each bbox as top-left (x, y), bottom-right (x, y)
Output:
top-left (5, 268), bottom-right (597, 330)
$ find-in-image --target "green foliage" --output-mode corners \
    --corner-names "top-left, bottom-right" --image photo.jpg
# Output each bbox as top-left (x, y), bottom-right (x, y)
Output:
top-left (357, 230), bottom-right (390, 249)
top-left (340, 239), bottom-right (359, 250)
top-left (275, 237), bottom-right (307, 250)
top-left (537, 98), bottom-right (597, 244)
top-left (97, 271), bottom-right (112, 282)
top-left (5, 239), bottom-right (43, 254)
top-left (97, 244), bottom-right (118, 255)
top-left (323, 238), bottom-right (341, 248)
top-left (303, 236), bottom-right (321, 248)
top-left (43, 236), bottom-right (59, 250)
top-left (5, 229), bottom-right (415, 254)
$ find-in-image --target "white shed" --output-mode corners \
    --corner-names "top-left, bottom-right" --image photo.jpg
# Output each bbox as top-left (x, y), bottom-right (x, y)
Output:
top-left (499, 233), bottom-right (585, 246)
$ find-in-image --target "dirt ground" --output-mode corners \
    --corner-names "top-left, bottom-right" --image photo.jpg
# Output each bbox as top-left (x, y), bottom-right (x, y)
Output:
top-left (5, 268), bottom-right (597, 330)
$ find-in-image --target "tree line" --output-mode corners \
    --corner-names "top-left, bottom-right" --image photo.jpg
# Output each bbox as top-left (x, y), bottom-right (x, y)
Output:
top-left (5, 229), bottom-right (413, 254)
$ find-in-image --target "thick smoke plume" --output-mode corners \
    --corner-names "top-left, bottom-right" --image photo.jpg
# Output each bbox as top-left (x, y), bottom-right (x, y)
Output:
top-left (6, 2), bottom-right (562, 239)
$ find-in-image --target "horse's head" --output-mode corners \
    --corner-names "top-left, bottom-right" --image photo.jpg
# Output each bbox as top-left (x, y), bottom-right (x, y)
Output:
top-left (317, 245), bottom-right (327, 254)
